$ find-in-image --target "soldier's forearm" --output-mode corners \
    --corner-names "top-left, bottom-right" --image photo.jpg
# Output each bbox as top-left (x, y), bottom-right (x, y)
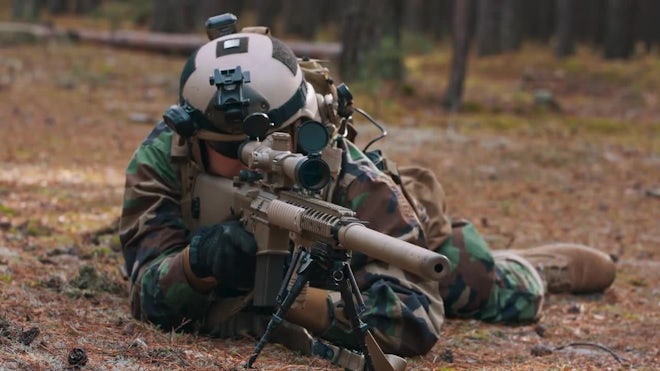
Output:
top-left (131, 249), bottom-right (213, 329)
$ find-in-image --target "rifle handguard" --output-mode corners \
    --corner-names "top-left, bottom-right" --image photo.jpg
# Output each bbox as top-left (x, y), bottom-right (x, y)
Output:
top-left (337, 223), bottom-right (450, 282)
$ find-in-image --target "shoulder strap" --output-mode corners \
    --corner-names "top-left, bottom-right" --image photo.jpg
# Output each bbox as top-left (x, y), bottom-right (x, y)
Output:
top-left (170, 133), bottom-right (203, 231)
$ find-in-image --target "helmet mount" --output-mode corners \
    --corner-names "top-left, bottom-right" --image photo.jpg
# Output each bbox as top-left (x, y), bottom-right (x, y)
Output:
top-left (208, 66), bottom-right (275, 140)
top-left (210, 66), bottom-right (251, 126)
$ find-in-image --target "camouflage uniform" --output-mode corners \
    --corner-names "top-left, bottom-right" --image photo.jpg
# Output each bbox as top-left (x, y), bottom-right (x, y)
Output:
top-left (120, 122), bottom-right (544, 357)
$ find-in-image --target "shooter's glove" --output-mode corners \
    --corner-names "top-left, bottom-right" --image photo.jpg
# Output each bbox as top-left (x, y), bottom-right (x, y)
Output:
top-left (186, 220), bottom-right (257, 291)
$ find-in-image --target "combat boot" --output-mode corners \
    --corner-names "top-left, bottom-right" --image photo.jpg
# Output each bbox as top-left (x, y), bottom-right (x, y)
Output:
top-left (506, 243), bottom-right (616, 294)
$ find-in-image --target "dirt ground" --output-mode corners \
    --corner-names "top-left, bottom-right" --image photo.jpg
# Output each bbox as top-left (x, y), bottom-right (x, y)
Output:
top-left (0, 36), bottom-right (658, 370)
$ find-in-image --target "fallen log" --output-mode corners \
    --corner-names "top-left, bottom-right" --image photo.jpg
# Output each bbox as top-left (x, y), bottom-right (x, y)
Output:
top-left (0, 22), bottom-right (342, 59)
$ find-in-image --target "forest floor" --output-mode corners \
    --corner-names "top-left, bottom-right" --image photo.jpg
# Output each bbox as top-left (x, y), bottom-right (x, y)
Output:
top-left (1, 27), bottom-right (659, 370)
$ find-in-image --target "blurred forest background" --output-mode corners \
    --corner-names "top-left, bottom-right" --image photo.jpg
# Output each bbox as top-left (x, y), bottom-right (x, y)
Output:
top-left (1, 1), bottom-right (659, 369)
top-left (6, 0), bottom-right (660, 111)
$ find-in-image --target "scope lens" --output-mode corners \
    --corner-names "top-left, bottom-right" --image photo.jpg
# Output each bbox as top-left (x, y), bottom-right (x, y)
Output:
top-left (297, 120), bottom-right (329, 154)
top-left (296, 158), bottom-right (330, 191)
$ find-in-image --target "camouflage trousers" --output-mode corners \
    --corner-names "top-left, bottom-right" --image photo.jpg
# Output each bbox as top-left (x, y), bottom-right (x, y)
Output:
top-left (396, 165), bottom-right (545, 322)
top-left (435, 219), bottom-right (545, 323)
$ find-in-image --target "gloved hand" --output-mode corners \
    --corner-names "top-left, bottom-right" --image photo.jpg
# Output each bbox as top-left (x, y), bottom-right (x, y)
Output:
top-left (188, 220), bottom-right (257, 290)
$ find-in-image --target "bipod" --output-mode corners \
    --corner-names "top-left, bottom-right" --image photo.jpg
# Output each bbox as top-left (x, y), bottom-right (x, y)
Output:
top-left (245, 242), bottom-right (377, 370)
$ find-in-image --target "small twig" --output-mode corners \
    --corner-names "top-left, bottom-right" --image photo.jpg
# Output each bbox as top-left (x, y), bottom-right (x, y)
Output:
top-left (38, 341), bottom-right (57, 356)
top-left (65, 322), bottom-right (83, 335)
top-left (554, 341), bottom-right (627, 364)
top-left (170, 318), bottom-right (192, 343)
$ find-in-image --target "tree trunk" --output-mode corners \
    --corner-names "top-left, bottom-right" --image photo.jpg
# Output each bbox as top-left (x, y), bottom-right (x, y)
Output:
top-left (574, 0), bottom-right (606, 46)
top-left (339, 0), bottom-right (382, 80)
top-left (73, 0), bottom-right (101, 14)
top-left (11, 0), bottom-right (43, 21)
top-left (410, 0), bottom-right (453, 41)
top-left (218, 0), bottom-right (244, 16)
top-left (500, 0), bottom-right (522, 51)
top-left (151, 0), bottom-right (193, 33)
top-left (476, 0), bottom-right (502, 56)
top-left (443, 0), bottom-right (475, 111)
top-left (603, 0), bottom-right (635, 59)
top-left (404, 0), bottom-right (425, 33)
top-left (521, 0), bottom-right (555, 43)
top-left (637, 0), bottom-right (659, 53)
top-left (282, 0), bottom-right (323, 39)
top-left (47, 0), bottom-right (68, 14)
top-left (340, 0), bottom-right (403, 82)
top-left (427, 0), bottom-right (453, 41)
top-left (190, 0), bottom-right (234, 34)
top-left (555, 0), bottom-right (575, 57)
top-left (320, 0), bottom-right (346, 26)
top-left (382, 0), bottom-right (405, 80)
top-left (254, 0), bottom-right (282, 31)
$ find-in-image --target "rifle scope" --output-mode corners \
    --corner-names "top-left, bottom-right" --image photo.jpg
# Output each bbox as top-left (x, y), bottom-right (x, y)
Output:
top-left (239, 129), bottom-right (331, 192)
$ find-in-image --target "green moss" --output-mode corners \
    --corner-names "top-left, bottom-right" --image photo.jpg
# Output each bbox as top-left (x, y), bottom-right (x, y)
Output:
top-left (91, 246), bottom-right (112, 258)
top-left (66, 264), bottom-right (125, 298)
top-left (24, 218), bottom-right (52, 237)
top-left (565, 117), bottom-right (629, 134)
top-left (499, 200), bottom-right (514, 217)
top-left (460, 101), bottom-right (484, 114)
top-left (0, 204), bottom-right (16, 216)
top-left (593, 64), bottom-right (630, 85)
top-left (561, 57), bottom-right (589, 76)
top-left (0, 274), bottom-right (12, 284)
top-left (466, 328), bottom-right (492, 341)
top-left (400, 31), bottom-right (437, 55)
top-left (481, 115), bottom-right (531, 131)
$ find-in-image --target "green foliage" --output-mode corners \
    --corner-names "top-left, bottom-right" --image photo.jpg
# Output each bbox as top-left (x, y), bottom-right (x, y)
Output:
top-left (0, 203), bottom-right (17, 217)
top-left (399, 81), bottom-right (416, 97)
top-left (511, 90), bottom-right (534, 114)
top-left (0, 274), bottom-right (12, 284)
top-left (561, 57), bottom-right (591, 77)
top-left (460, 101), bottom-right (484, 114)
top-left (66, 264), bottom-right (125, 298)
top-left (592, 63), bottom-right (631, 85)
top-left (560, 51), bottom-right (660, 93)
top-left (467, 113), bottom-right (531, 131)
top-left (565, 117), bottom-right (630, 134)
top-left (0, 314), bottom-right (10, 334)
top-left (400, 31), bottom-right (437, 55)
top-left (91, 246), bottom-right (112, 258)
top-left (360, 36), bottom-right (405, 82)
top-left (23, 218), bottom-right (52, 237)
top-left (57, 54), bottom-right (117, 88)
top-left (498, 200), bottom-right (513, 217)
top-left (346, 32), bottom-right (434, 86)
top-left (466, 327), bottom-right (492, 341)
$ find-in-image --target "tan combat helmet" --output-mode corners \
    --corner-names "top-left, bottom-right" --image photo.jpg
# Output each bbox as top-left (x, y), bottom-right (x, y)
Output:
top-left (166, 31), bottom-right (320, 148)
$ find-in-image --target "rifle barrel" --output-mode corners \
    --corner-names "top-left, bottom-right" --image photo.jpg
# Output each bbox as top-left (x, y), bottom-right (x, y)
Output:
top-left (337, 223), bottom-right (450, 281)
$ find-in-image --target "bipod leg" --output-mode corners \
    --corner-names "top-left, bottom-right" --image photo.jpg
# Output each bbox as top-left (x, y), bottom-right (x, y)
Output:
top-left (337, 262), bottom-right (375, 371)
top-left (244, 250), bottom-right (314, 369)
top-left (276, 246), bottom-right (304, 305)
